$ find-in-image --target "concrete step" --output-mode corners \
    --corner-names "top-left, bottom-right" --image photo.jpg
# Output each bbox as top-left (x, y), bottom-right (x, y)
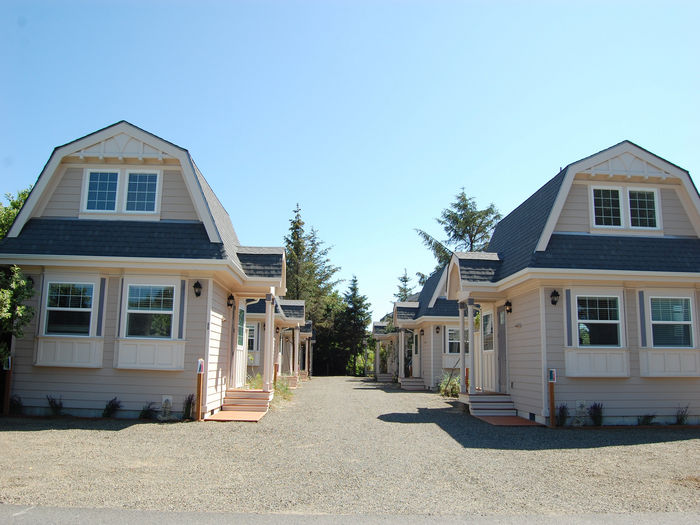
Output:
top-left (376, 374), bottom-right (394, 382)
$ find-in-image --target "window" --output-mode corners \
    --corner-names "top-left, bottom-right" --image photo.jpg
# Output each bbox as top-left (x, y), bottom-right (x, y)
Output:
top-left (650, 298), bottom-right (692, 347)
top-left (247, 323), bottom-right (257, 352)
top-left (593, 188), bottom-right (621, 227)
top-left (446, 328), bottom-right (468, 354)
top-left (629, 190), bottom-right (657, 228)
top-left (577, 296), bottom-right (620, 346)
top-left (86, 172), bottom-right (118, 211)
top-left (483, 313), bottom-right (494, 350)
top-left (45, 283), bottom-right (94, 335)
top-left (125, 173), bottom-right (158, 212)
top-left (126, 285), bottom-right (174, 338)
top-left (237, 306), bottom-right (246, 347)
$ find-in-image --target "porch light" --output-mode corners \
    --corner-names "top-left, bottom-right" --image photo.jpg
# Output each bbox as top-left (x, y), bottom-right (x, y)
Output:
top-left (193, 281), bottom-right (202, 297)
top-left (227, 294), bottom-right (234, 308)
top-left (504, 301), bottom-right (512, 314)
top-left (420, 329), bottom-right (424, 336)
top-left (276, 327), bottom-right (280, 334)
top-left (435, 326), bottom-right (440, 334)
top-left (550, 290), bottom-right (560, 306)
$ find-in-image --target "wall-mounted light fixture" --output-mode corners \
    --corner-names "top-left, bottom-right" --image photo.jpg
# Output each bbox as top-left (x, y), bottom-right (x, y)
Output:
top-left (227, 294), bottom-right (234, 308)
top-left (504, 300), bottom-right (512, 314)
top-left (435, 326), bottom-right (440, 334)
top-left (275, 327), bottom-right (280, 334)
top-left (420, 329), bottom-right (424, 336)
top-left (193, 281), bottom-right (202, 297)
top-left (550, 290), bottom-right (560, 306)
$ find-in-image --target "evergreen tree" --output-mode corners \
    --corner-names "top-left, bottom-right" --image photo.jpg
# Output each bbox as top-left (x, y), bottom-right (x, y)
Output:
top-left (338, 276), bottom-right (371, 375)
top-left (394, 268), bottom-right (414, 301)
top-left (415, 189), bottom-right (502, 270)
top-left (284, 204), bottom-right (307, 301)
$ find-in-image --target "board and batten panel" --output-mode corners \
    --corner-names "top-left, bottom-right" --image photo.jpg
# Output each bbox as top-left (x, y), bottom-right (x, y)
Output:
top-left (40, 167), bottom-right (81, 218)
top-left (161, 169), bottom-right (198, 221)
top-left (661, 188), bottom-right (696, 237)
top-left (506, 289), bottom-right (543, 416)
top-left (546, 288), bottom-right (700, 422)
top-left (553, 182), bottom-right (589, 233)
top-left (431, 325), bottom-right (445, 389)
top-left (204, 282), bottom-right (230, 413)
top-left (11, 272), bottom-right (208, 416)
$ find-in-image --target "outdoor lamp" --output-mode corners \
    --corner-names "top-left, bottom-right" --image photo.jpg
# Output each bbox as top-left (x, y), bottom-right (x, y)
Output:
top-left (435, 326), bottom-right (440, 334)
top-left (550, 290), bottom-right (560, 305)
top-left (505, 301), bottom-right (512, 314)
top-left (420, 329), bottom-right (424, 336)
top-left (227, 294), bottom-right (234, 308)
top-left (193, 281), bottom-right (202, 297)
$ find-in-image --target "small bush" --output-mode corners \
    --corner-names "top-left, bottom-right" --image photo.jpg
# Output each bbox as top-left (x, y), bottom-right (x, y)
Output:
top-left (46, 395), bottom-right (63, 416)
top-left (183, 393), bottom-right (195, 420)
top-left (139, 402), bottom-right (158, 420)
top-left (102, 397), bottom-right (122, 418)
top-left (9, 395), bottom-right (23, 415)
top-left (637, 414), bottom-right (656, 426)
top-left (438, 373), bottom-right (460, 398)
top-left (247, 373), bottom-right (263, 390)
top-left (587, 402), bottom-right (603, 426)
top-left (555, 403), bottom-right (569, 427)
top-left (274, 380), bottom-right (292, 401)
top-left (676, 405), bottom-right (689, 425)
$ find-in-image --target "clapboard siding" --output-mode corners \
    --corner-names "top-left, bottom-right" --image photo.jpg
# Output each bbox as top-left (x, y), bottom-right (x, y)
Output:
top-left (204, 281), bottom-right (230, 413)
top-left (40, 167), bottom-right (81, 217)
top-left (545, 287), bottom-right (700, 423)
top-left (11, 272), bottom-right (208, 417)
top-left (161, 169), bottom-right (198, 221)
top-left (661, 188), bottom-right (696, 237)
top-left (507, 289), bottom-right (543, 416)
top-left (554, 182), bottom-right (588, 233)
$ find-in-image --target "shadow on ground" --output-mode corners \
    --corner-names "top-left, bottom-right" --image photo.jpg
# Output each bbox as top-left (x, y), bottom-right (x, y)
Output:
top-left (0, 416), bottom-right (165, 432)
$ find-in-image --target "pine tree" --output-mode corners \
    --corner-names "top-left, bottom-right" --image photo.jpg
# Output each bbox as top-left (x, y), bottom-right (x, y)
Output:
top-left (284, 204), bottom-right (307, 301)
top-left (339, 276), bottom-right (372, 375)
top-left (394, 269), bottom-right (414, 301)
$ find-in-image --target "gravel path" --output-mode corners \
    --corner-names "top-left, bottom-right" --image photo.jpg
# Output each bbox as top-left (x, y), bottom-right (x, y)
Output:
top-left (1, 377), bottom-right (699, 515)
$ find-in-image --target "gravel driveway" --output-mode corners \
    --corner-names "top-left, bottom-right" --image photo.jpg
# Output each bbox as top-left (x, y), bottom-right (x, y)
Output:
top-left (1, 377), bottom-right (699, 515)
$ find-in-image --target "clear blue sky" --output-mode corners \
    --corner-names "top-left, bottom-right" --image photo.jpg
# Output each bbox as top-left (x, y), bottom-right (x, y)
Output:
top-left (2, 1), bottom-right (699, 322)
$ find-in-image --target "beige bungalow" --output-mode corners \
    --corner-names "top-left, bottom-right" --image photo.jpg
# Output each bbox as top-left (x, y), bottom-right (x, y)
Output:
top-left (447, 141), bottom-right (700, 424)
top-left (0, 121), bottom-right (290, 419)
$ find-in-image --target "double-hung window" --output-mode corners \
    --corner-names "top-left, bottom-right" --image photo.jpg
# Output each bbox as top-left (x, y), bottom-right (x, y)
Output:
top-left (577, 296), bottom-right (620, 346)
top-left (650, 298), bottom-right (692, 347)
top-left (482, 313), bottom-right (494, 351)
top-left (125, 172), bottom-right (158, 212)
top-left (591, 186), bottom-right (659, 230)
top-left (126, 285), bottom-right (174, 338)
top-left (237, 306), bottom-right (246, 347)
top-left (629, 190), bottom-right (657, 228)
top-left (446, 328), bottom-right (468, 353)
top-left (592, 188), bottom-right (622, 227)
top-left (247, 323), bottom-right (258, 352)
top-left (85, 172), bottom-right (118, 211)
top-left (45, 283), bottom-right (94, 336)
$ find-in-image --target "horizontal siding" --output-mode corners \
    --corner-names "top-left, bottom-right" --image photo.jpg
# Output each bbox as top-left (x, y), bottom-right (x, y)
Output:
top-left (11, 272), bottom-right (208, 417)
top-left (661, 188), bottom-right (695, 237)
top-left (41, 168), bottom-right (81, 217)
top-left (554, 182), bottom-right (588, 233)
top-left (204, 281), bottom-right (229, 413)
top-left (507, 289), bottom-right (543, 416)
top-left (161, 169), bottom-right (198, 221)
top-left (546, 287), bottom-right (700, 422)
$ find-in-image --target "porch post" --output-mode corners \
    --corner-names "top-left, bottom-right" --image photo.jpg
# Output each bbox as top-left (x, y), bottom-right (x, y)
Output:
top-left (375, 341), bottom-right (381, 377)
top-left (459, 302), bottom-right (466, 394)
top-left (468, 299), bottom-right (476, 395)
top-left (309, 340), bottom-right (314, 377)
top-left (263, 294), bottom-right (275, 392)
top-left (305, 339), bottom-right (310, 374)
top-left (293, 327), bottom-right (300, 376)
top-left (398, 330), bottom-right (405, 379)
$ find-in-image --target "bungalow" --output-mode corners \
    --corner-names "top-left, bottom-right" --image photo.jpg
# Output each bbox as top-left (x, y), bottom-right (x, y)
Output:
top-left (0, 121), bottom-right (291, 419)
top-left (445, 141), bottom-right (700, 424)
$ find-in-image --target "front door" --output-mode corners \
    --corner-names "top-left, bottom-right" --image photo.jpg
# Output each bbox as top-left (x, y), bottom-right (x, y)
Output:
top-left (497, 306), bottom-right (507, 392)
top-left (413, 332), bottom-right (421, 377)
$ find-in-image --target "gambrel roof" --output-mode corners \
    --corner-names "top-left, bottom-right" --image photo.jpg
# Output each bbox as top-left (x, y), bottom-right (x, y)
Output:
top-left (393, 266), bottom-right (458, 324)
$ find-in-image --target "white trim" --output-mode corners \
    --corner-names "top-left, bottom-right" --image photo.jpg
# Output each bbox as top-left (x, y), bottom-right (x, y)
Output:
top-left (43, 275), bottom-right (100, 337)
top-left (123, 169), bottom-right (162, 215)
top-left (628, 187), bottom-right (661, 230)
top-left (590, 185), bottom-right (624, 229)
top-left (573, 291), bottom-right (625, 348)
top-left (428, 267), bottom-right (448, 309)
top-left (119, 276), bottom-right (181, 341)
top-left (81, 168), bottom-right (120, 213)
top-left (647, 293), bottom-right (694, 349)
top-left (539, 287), bottom-right (548, 417)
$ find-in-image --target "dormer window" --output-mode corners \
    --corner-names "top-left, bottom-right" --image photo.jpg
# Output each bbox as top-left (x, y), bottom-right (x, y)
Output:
top-left (629, 190), bottom-right (657, 228)
top-left (126, 172), bottom-right (158, 212)
top-left (85, 171), bottom-right (118, 211)
top-left (593, 188), bottom-right (621, 227)
top-left (81, 169), bottom-right (161, 216)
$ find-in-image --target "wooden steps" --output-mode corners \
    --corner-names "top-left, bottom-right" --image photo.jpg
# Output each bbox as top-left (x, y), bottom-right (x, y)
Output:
top-left (461, 392), bottom-right (517, 417)
top-left (376, 373), bottom-right (394, 383)
top-left (399, 377), bottom-right (426, 391)
top-left (215, 388), bottom-right (273, 421)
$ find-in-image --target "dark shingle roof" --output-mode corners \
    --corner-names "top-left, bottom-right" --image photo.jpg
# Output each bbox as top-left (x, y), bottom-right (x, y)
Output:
top-left (395, 306), bottom-right (417, 321)
top-left (456, 253), bottom-right (502, 283)
top-left (534, 234), bottom-right (700, 272)
top-left (278, 300), bottom-right (305, 320)
top-left (415, 268), bottom-right (459, 318)
top-left (0, 218), bottom-right (225, 259)
top-left (237, 251), bottom-right (284, 278)
top-left (487, 168), bottom-right (568, 281)
top-left (301, 320), bottom-right (313, 333)
top-left (373, 323), bottom-right (388, 335)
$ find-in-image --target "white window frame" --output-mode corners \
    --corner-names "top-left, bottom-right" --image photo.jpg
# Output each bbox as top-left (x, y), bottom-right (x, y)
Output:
top-left (482, 311), bottom-right (494, 351)
top-left (445, 327), bottom-right (468, 354)
top-left (246, 323), bottom-right (259, 352)
top-left (648, 295), bottom-right (694, 348)
top-left (123, 170), bottom-right (162, 215)
top-left (590, 186), bottom-right (624, 229)
top-left (44, 280), bottom-right (96, 337)
top-left (237, 303), bottom-right (246, 349)
top-left (81, 170), bottom-right (120, 213)
top-left (120, 278), bottom-right (180, 340)
top-left (575, 293), bottom-right (624, 348)
top-left (628, 187), bottom-right (661, 230)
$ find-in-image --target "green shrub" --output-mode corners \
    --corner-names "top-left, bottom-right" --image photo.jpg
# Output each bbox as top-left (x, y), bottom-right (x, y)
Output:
top-left (275, 379), bottom-right (292, 401)
top-left (438, 373), bottom-right (460, 398)
top-left (555, 403), bottom-right (569, 427)
top-left (587, 402), bottom-right (603, 426)
top-left (139, 402), bottom-right (158, 420)
top-left (46, 395), bottom-right (63, 416)
top-left (675, 405), bottom-right (689, 425)
top-left (247, 373), bottom-right (263, 389)
top-left (102, 397), bottom-right (122, 418)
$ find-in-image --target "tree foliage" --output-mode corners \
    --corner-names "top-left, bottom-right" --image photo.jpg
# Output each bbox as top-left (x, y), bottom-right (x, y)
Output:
top-left (0, 187), bottom-right (31, 240)
top-left (416, 189), bottom-right (502, 270)
top-left (0, 266), bottom-right (35, 360)
top-left (394, 268), bottom-right (415, 302)
top-left (337, 276), bottom-right (372, 376)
